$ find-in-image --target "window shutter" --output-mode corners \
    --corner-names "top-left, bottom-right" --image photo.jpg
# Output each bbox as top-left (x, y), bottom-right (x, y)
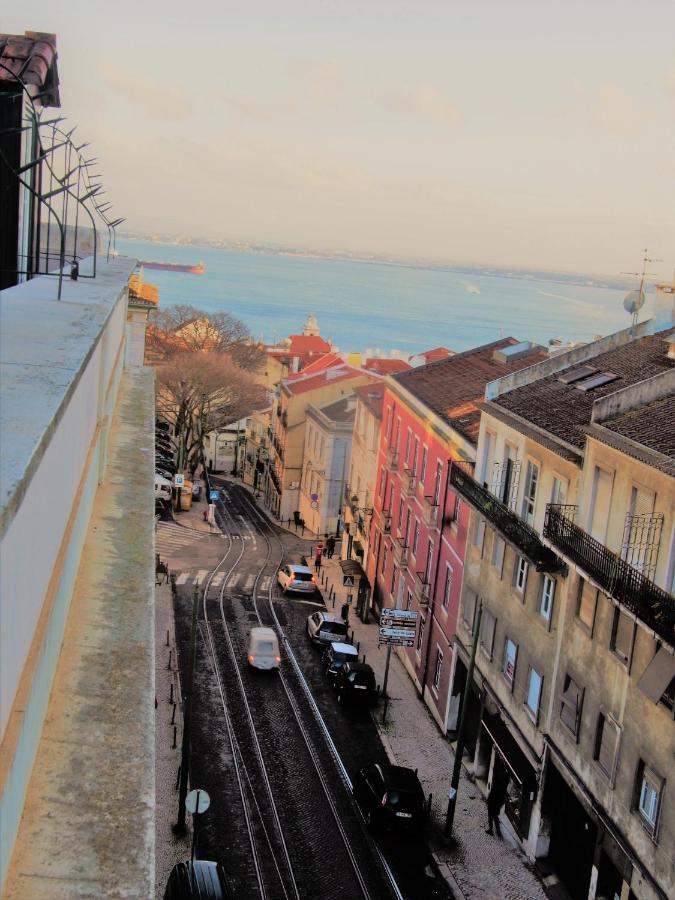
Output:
top-left (598, 716), bottom-right (619, 777)
top-left (561, 677), bottom-right (582, 734)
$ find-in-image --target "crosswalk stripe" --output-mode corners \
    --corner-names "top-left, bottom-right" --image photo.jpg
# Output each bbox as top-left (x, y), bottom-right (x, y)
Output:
top-left (211, 573), bottom-right (224, 587)
top-left (244, 575), bottom-right (254, 591)
top-left (227, 573), bottom-right (241, 588)
top-left (195, 570), bottom-right (208, 585)
top-left (260, 576), bottom-right (270, 592)
top-left (176, 573), bottom-right (189, 585)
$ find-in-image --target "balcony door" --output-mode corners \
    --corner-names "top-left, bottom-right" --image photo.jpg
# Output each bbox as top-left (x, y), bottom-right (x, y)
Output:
top-left (588, 466), bottom-right (614, 543)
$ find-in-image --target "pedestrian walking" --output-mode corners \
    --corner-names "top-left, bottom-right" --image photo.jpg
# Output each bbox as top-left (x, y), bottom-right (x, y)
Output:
top-left (203, 508), bottom-right (208, 522)
top-left (314, 551), bottom-right (322, 573)
top-left (326, 535), bottom-right (336, 559)
top-left (485, 761), bottom-right (509, 837)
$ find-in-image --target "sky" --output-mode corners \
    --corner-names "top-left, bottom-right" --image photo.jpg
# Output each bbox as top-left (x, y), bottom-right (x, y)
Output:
top-left (7, 0), bottom-right (675, 277)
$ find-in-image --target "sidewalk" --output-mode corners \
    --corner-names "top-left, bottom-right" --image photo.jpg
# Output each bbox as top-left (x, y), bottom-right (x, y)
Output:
top-left (240, 486), bottom-right (547, 900)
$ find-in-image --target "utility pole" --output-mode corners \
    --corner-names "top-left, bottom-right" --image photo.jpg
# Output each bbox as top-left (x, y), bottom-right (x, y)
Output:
top-left (445, 603), bottom-right (482, 839)
top-left (173, 583), bottom-right (200, 835)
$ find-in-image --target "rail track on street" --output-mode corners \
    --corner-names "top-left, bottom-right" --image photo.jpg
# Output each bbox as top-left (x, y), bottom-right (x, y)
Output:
top-left (184, 481), bottom-right (403, 900)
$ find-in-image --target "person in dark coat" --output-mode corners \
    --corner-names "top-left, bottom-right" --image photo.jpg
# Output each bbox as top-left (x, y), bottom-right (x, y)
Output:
top-left (486, 761), bottom-right (509, 836)
top-left (326, 535), bottom-right (336, 559)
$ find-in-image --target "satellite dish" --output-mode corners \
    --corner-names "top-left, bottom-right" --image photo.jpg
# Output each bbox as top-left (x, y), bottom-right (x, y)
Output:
top-left (623, 288), bottom-right (645, 314)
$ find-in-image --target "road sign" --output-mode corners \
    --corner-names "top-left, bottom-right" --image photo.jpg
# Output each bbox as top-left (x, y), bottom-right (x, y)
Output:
top-left (379, 626), bottom-right (416, 639)
top-left (310, 493), bottom-right (319, 502)
top-left (186, 788), bottom-right (210, 815)
top-left (174, 474), bottom-right (185, 487)
top-left (381, 607), bottom-right (417, 620)
top-left (380, 608), bottom-right (418, 628)
top-left (342, 574), bottom-right (355, 587)
top-left (209, 489), bottom-right (220, 501)
top-left (379, 635), bottom-right (415, 648)
top-left (311, 501), bottom-right (318, 509)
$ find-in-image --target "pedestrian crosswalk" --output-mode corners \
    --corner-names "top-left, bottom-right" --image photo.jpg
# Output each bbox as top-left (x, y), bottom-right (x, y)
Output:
top-left (171, 572), bottom-right (274, 591)
top-left (156, 521), bottom-right (208, 558)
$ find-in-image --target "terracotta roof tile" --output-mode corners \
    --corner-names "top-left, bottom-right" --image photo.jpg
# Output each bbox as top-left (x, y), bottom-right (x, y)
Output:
top-left (354, 383), bottom-right (385, 419)
top-left (287, 334), bottom-right (332, 355)
top-left (283, 365), bottom-right (369, 396)
top-left (419, 347), bottom-right (454, 362)
top-left (589, 394), bottom-right (675, 475)
top-left (494, 333), bottom-right (674, 450)
top-left (394, 338), bottom-right (547, 443)
top-left (364, 358), bottom-right (411, 375)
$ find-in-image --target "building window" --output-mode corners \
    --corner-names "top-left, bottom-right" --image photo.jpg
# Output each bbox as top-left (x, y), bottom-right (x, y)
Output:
top-left (525, 667), bottom-right (542, 721)
top-left (551, 475), bottom-right (568, 506)
top-left (420, 446), bottom-right (428, 484)
top-left (560, 673), bottom-right (584, 739)
top-left (417, 617), bottom-right (425, 653)
top-left (442, 565), bottom-right (453, 609)
top-left (514, 556), bottom-right (528, 594)
top-left (381, 545), bottom-right (388, 575)
top-left (433, 460), bottom-right (443, 505)
top-left (404, 428), bottom-right (412, 466)
top-left (406, 590), bottom-right (413, 611)
top-left (521, 459), bottom-right (540, 525)
top-left (610, 608), bottom-right (635, 667)
top-left (479, 609), bottom-right (496, 659)
top-left (385, 405), bottom-right (393, 442)
top-left (412, 437), bottom-right (420, 476)
top-left (462, 590), bottom-right (478, 634)
top-left (424, 540), bottom-right (434, 583)
top-left (473, 518), bottom-right (486, 552)
top-left (502, 637), bottom-right (518, 688)
top-left (635, 761), bottom-right (662, 836)
top-left (479, 431), bottom-right (495, 485)
top-left (594, 713), bottom-right (620, 781)
top-left (397, 497), bottom-right (404, 532)
top-left (539, 576), bottom-right (555, 623)
top-left (490, 535), bottom-right (505, 576)
top-left (576, 579), bottom-right (597, 634)
top-left (393, 416), bottom-right (401, 454)
top-left (433, 647), bottom-right (443, 690)
top-left (390, 567), bottom-right (396, 595)
top-left (412, 520), bottom-right (420, 556)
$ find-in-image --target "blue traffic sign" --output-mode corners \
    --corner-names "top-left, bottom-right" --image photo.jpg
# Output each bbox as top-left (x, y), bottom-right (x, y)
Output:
top-left (209, 490), bottom-right (220, 501)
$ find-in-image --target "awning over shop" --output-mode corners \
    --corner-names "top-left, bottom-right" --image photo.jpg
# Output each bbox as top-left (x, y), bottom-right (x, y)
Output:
top-left (481, 713), bottom-right (537, 788)
top-left (637, 647), bottom-right (675, 703)
top-left (339, 558), bottom-right (367, 579)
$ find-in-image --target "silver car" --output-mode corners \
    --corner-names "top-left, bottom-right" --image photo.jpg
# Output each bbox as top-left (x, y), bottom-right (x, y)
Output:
top-left (277, 564), bottom-right (317, 595)
top-left (306, 611), bottom-right (349, 646)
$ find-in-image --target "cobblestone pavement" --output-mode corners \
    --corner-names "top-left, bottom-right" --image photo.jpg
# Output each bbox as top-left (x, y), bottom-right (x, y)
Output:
top-left (255, 499), bottom-right (548, 900)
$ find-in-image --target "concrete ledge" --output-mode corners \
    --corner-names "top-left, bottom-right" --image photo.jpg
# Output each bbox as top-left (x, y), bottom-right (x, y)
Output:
top-left (4, 367), bottom-right (155, 898)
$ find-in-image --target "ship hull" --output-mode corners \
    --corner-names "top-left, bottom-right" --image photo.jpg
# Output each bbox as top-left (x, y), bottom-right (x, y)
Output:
top-left (140, 261), bottom-right (204, 274)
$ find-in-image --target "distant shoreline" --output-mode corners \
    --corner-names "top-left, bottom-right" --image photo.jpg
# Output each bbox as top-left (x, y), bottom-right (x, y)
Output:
top-left (119, 235), bottom-right (636, 292)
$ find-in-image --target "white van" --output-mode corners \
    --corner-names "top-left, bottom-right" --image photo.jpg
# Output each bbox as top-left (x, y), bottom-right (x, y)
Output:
top-left (155, 475), bottom-right (173, 501)
top-left (247, 627), bottom-right (281, 671)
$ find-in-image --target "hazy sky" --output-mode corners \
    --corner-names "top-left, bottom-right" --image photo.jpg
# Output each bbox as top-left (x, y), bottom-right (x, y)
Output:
top-left (8, 1), bottom-right (675, 276)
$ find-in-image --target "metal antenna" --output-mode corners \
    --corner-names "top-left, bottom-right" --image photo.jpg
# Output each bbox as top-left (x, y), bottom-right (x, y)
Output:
top-left (620, 249), bottom-right (662, 332)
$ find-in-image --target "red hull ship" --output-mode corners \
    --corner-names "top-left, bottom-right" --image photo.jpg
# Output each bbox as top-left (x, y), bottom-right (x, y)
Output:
top-left (140, 260), bottom-right (205, 274)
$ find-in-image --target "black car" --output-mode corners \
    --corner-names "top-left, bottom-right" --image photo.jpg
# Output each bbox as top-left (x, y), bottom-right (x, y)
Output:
top-left (353, 763), bottom-right (427, 831)
top-left (334, 661), bottom-right (377, 705)
top-left (163, 860), bottom-right (232, 899)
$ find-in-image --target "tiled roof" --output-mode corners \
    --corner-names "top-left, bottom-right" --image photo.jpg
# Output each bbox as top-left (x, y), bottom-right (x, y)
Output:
top-left (287, 334), bottom-right (332, 355)
top-left (296, 351), bottom-right (344, 375)
top-left (394, 338), bottom-right (548, 443)
top-left (364, 358), bottom-right (411, 375)
top-left (0, 32), bottom-right (59, 105)
top-left (419, 347), bottom-right (454, 362)
top-left (590, 394), bottom-right (675, 475)
top-left (283, 365), bottom-right (368, 396)
top-left (354, 383), bottom-right (384, 420)
top-left (315, 396), bottom-right (357, 424)
top-left (494, 333), bottom-right (674, 450)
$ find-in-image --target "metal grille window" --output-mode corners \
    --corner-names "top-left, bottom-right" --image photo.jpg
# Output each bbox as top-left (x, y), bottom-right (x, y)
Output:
top-left (539, 576), bottom-right (555, 622)
top-left (521, 459), bottom-right (540, 526)
top-left (514, 556), bottom-right (528, 594)
top-left (621, 485), bottom-right (662, 579)
top-left (433, 647), bottom-right (443, 690)
top-left (594, 713), bottom-right (620, 780)
top-left (560, 674), bottom-right (584, 739)
top-left (479, 609), bottom-right (496, 659)
top-left (442, 565), bottom-right (453, 609)
top-left (636, 762), bottom-right (662, 834)
top-left (525, 667), bottom-right (542, 720)
top-left (610, 608), bottom-right (635, 666)
top-left (502, 638), bottom-right (518, 688)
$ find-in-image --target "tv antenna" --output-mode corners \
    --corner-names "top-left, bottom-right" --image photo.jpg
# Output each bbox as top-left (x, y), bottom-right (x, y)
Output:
top-left (621, 249), bottom-right (661, 331)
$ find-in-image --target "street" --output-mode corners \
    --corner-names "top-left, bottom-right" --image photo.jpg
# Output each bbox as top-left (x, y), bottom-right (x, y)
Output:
top-left (167, 481), bottom-right (454, 900)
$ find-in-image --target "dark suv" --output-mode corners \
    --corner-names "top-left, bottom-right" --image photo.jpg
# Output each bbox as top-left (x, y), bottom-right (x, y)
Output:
top-left (353, 763), bottom-right (427, 831)
top-left (334, 661), bottom-right (377, 705)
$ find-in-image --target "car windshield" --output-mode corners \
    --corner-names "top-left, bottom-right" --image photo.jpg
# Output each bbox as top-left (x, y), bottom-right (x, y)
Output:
top-left (257, 641), bottom-right (274, 653)
top-left (386, 789), bottom-right (418, 808)
top-left (327, 622), bottom-right (348, 635)
top-left (292, 572), bottom-right (313, 582)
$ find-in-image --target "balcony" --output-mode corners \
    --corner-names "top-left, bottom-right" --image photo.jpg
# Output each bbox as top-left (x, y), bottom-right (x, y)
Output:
top-left (386, 448), bottom-right (399, 471)
top-left (421, 496), bottom-right (439, 528)
top-left (449, 463), bottom-right (566, 574)
top-left (413, 571), bottom-right (431, 606)
top-left (400, 469), bottom-right (416, 498)
top-left (393, 537), bottom-right (409, 567)
top-left (544, 505), bottom-right (674, 645)
top-left (383, 514), bottom-right (392, 535)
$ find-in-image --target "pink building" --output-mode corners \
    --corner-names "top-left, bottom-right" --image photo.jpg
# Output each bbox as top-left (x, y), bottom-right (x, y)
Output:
top-left (367, 339), bottom-right (548, 731)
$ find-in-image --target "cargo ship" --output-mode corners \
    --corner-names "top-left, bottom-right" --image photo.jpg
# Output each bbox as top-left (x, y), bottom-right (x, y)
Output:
top-left (140, 260), bottom-right (205, 274)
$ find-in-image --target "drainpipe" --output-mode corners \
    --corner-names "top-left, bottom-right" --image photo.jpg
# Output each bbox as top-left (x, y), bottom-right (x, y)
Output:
top-left (420, 457), bottom-right (453, 701)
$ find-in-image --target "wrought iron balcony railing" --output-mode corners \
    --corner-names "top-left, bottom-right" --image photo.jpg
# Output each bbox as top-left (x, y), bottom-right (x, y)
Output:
top-left (421, 496), bottom-right (439, 528)
top-left (393, 538), bottom-right (409, 567)
top-left (413, 572), bottom-right (431, 606)
top-left (401, 469), bottom-right (416, 498)
top-left (544, 505), bottom-right (674, 645)
top-left (449, 463), bottom-right (565, 574)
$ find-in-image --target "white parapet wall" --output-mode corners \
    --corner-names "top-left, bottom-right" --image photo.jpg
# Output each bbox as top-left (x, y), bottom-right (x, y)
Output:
top-left (0, 256), bottom-right (147, 889)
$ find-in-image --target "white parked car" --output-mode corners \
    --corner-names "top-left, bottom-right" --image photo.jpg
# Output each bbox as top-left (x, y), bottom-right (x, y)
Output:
top-left (306, 611), bottom-right (348, 646)
top-left (277, 564), bottom-right (317, 595)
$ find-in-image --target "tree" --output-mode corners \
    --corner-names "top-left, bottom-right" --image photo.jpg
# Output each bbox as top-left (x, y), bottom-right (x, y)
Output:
top-left (147, 304), bottom-right (266, 372)
top-left (155, 352), bottom-right (267, 474)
